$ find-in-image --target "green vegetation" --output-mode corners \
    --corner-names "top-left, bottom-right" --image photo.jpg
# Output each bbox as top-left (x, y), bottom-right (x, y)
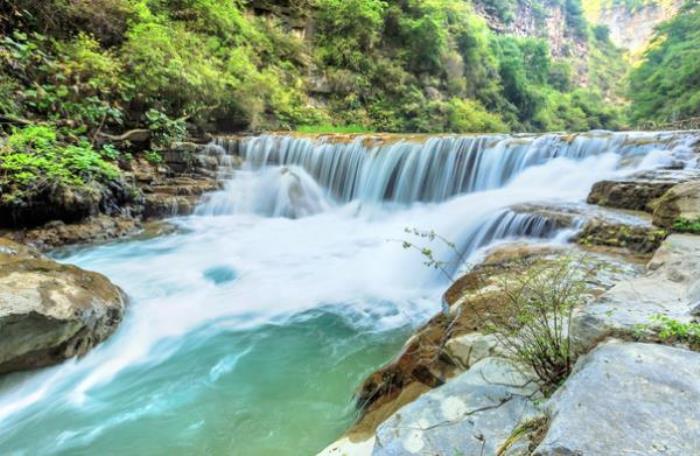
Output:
top-left (487, 257), bottom-right (593, 393)
top-left (296, 124), bottom-right (374, 134)
top-left (636, 315), bottom-right (700, 350)
top-left (0, 125), bottom-right (118, 203)
top-left (1, 0), bottom-right (628, 138)
top-left (672, 217), bottom-right (700, 234)
top-left (629, 1), bottom-right (700, 126)
top-left (312, 0), bottom-right (623, 133)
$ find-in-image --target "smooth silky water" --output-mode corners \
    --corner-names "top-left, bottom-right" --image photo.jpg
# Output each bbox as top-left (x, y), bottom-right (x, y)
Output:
top-left (0, 131), bottom-right (696, 455)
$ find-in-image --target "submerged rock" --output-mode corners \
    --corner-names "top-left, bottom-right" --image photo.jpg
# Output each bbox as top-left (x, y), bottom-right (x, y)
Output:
top-left (0, 238), bottom-right (126, 374)
top-left (535, 341), bottom-right (700, 455)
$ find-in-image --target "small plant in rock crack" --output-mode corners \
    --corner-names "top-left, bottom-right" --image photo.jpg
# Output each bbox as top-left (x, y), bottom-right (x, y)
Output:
top-left (485, 256), bottom-right (595, 394)
top-left (398, 227), bottom-right (463, 283)
top-left (636, 314), bottom-right (700, 350)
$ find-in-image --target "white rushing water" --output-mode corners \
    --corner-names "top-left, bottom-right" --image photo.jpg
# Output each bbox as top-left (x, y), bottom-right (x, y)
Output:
top-left (0, 131), bottom-right (697, 455)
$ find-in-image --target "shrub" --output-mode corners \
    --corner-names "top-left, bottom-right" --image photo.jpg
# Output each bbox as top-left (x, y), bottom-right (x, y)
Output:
top-left (144, 150), bottom-right (163, 165)
top-left (0, 125), bottom-right (119, 202)
top-left (486, 257), bottom-right (593, 393)
top-left (121, 21), bottom-right (231, 116)
top-left (548, 62), bottom-right (573, 92)
top-left (672, 217), bottom-right (700, 234)
top-left (447, 98), bottom-right (508, 133)
top-left (315, 0), bottom-right (387, 70)
top-left (145, 109), bottom-right (186, 149)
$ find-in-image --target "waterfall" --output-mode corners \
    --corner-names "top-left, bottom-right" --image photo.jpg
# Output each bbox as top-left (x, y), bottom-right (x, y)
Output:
top-left (208, 131), bottom-right (698, 207)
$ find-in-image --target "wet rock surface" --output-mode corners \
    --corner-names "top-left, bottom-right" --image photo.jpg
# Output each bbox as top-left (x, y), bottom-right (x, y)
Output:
top-left (511, 201), bottom-right (666, 255)
top-left (0, 238), bottom-right (127, 374)
top-left (0, 179), bottom-right (137, 230)
top-left (2, 216), bottom-right (140, 251)
top-left (534, 341), bottom-right (700, 456)
top-left (587, 169), bottom-right (700, 212)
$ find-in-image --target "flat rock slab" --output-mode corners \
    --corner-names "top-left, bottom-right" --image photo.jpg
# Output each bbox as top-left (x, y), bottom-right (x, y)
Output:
top-left (587, 169), bottom-right (700, 212)
top-left (573, 234), bottom-right (700, 349)
top-left (372, 358), bottom-right (539, 456)
top-left (535, 341), bottom-right (700, 455)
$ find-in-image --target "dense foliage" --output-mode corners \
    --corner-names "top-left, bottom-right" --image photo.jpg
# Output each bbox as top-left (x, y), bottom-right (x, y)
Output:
top-left (629, 1), bottom-right (700, 126)
top-left (0, 0), bottom-right (626, 138)
top-left (0, 125), bottom-right (119, 203)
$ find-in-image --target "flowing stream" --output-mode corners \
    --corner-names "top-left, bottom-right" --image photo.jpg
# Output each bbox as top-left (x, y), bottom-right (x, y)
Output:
top-left (0, 131), bottom-right (697, 455)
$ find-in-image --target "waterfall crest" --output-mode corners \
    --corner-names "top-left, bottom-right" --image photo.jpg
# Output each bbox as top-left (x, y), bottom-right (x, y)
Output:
top-left (209, 131), bottom-right (697, 207)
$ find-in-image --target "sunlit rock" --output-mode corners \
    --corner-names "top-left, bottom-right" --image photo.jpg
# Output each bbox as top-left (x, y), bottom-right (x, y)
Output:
top-left (0, 238), bottom-right (126, 374)
top-left (572, 234), bottom-right (700, 351)
top-left (535, 341), bottom-right (700, 455)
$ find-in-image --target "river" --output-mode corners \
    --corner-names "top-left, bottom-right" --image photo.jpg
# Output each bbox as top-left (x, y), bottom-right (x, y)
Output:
top-left (0, 131), bottom-right (696, 455)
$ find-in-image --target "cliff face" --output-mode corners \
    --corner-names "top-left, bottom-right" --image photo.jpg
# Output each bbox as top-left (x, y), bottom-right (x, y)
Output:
top-left (584, 0), bottom-right (683, 55)
top-left (474, 0), bottom-right (587, 59)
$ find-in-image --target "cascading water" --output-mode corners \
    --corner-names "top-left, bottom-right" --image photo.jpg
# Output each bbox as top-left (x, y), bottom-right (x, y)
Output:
top-left (0, 131), bottom-right (697, 455)
top-left (212, 130), bottom-right (698, 204)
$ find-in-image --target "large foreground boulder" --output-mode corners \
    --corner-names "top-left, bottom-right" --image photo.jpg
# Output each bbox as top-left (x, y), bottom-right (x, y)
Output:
top-left (535, 341), bottom-right (700, 455)
top-left (373, 358), bottom-right (540, 456)
top-left (0, 238), bottom-right (126, 374)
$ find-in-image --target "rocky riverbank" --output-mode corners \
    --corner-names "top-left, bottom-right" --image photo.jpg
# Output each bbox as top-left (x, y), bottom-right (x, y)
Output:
top-left (0, 141), bottom-right (236, 373)
top-left (0, 141), bottom-right (235, 251)
top-left (322, 167), bottom-right (700, 455)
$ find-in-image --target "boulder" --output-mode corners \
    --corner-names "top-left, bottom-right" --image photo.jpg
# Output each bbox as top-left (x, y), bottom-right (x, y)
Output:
top-left (534, 341), bottom-right (700, 455)
top-left (0, 238), bottom-right (126, 374)
top-left (351, 242), bottom-right (641, 444)
top-left (575, 216), bottom-right (667, 255)
top-left (572, 234), bottom-right (700, 350)
top-left (652, 180), bottom-right (700, 228)
top-left (587, 169), bottom-right (700, 212)
top-left (510, 201), bottom-right (667, 255)
top-left (372, 357), bottom-right (540, 456)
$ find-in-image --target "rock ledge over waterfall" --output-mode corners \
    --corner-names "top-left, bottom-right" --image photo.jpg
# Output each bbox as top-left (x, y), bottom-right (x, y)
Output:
top-left (0, 238), bottom-right (126, 374)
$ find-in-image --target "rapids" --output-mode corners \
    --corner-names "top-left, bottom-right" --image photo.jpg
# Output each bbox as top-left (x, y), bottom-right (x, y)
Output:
top-left (0, 131), bottom-right (696, 455)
